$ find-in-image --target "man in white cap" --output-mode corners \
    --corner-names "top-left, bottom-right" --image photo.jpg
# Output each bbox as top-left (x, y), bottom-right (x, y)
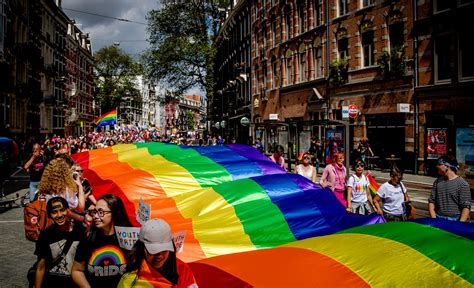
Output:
top-left (118, 218), bottom-right (198, 287)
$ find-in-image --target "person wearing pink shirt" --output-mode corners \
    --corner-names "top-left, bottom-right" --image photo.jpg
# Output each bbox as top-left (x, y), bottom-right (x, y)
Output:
top-left (269, 145), bottom-right (285, 170)
top-left (319, 152), bottom-right (347, 207)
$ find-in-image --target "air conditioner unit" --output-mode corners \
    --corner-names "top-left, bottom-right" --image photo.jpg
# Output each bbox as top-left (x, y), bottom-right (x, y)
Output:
top-left (69, 82), bottom-right (77, 97)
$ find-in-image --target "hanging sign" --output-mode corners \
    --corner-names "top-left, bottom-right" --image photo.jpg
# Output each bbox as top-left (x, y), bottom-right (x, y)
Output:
top-left (240, 117), bottom-right (249, 126)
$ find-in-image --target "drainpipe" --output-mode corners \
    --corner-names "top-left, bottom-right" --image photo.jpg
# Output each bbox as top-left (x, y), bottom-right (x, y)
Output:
top-left (413, 0), bottom-right (419, 174)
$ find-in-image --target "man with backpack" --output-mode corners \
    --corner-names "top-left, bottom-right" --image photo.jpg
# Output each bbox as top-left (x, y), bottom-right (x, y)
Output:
top-left (32, 197), bottom-right (84, 288)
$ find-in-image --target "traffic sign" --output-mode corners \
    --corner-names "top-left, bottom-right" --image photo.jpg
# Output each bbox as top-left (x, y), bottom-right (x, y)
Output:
top-left (348, 104), bottom-right (359, 118)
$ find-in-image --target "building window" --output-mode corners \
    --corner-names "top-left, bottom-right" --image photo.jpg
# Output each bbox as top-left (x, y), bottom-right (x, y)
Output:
top-left (314, 43), bottom-right (323, 78)
top-left (255, 65), bottom-right (259, 94)
top-left (263, 22), bottom-right (267, 48)
top-left (271, 17), bottom-right (276, 46)
top-left (361, 0), bottom-right (374, 8)
top-left (314, 0), bottom-right (323, 26)
top-left (255, 34), bottom-right (259, 57)
top-left (339, 0), bottom-right (348, 17)
top-left (434, 34), bottom-right (453, 82)
top-left (362, 31), bottom-right (374, 67)
top-left (286, 51), bottom-right (292, 85)
top-left (285, 9), bottom-right (291, 40)
top-left (263, 64), bottom-right (267, 91)
top-left (338, 38), bottom-right (348, 60)
top-left (460, 30), bottom-right (474, 79)
top-left (389, 22), bottom-right (404, 51)
top-left (299, 44), bottom-right (306, 82)
top-left (272, 56), bottom-right (278, 87)
top-left (434, 0), bottom-right (450, 12)
top-left (299, 2), bottom-right (305, 34)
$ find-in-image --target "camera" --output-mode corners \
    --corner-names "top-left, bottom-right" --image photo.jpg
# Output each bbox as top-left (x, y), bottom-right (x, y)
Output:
top-left (72, 171), bottom-right (79, 180)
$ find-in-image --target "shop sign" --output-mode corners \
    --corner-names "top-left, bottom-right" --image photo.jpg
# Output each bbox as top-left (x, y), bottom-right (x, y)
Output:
top-left (220, 121), bottom-right (226, 128)
top-left (348, 104), bottom-right (359, 118)
top-left (240, 117), bottom-right (249, 126)
top-left (342, 106), bottom-right (349, 119)
top-left (269, 114), bottom-right (279, 120)
top-left (214, 122), bottom-right (220, 128)
top-left (427, 128), bottom-right (447, 159)
top-left (397, 103), bottom-right (411, 113)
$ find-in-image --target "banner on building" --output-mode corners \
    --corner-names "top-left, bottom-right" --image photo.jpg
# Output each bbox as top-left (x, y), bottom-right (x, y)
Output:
top-left (325, 129), bottom-right (344, 164)
top-left (456, 128), bottom-right (474, 189)
top-left (426, 128), bottom-right (448, 159)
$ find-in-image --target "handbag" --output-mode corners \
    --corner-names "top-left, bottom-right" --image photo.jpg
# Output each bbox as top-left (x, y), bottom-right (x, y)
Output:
top-left (27, 238), bottom-right (74, 287)
top-left (405, 201), bottom-right (416, 220)
top-left (401, 184), bottom-right (416, 220)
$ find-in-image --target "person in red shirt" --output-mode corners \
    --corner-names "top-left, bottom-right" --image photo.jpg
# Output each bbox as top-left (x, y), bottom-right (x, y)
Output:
top-left (118, 218), bottom-right (198, 288)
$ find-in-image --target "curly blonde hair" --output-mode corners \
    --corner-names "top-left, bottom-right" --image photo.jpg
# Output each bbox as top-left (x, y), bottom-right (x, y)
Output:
top-left (38, 158), bottom-right (78, 195)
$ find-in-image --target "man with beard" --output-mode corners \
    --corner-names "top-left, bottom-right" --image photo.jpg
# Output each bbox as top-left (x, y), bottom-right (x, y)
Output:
top-left (34, 197), bottom-right (84, 287)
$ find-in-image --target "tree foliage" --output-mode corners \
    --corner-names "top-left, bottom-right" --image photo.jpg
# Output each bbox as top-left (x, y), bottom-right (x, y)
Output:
top-left (94, 45), bottom-right (143, 113)
top-left (143, 0), bottom-right (229, 98)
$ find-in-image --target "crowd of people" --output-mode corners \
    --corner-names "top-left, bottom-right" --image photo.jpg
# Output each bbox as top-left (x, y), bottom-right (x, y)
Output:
top-left (8, 129), bottom-right (471, 287)
top-left (269, 143), bottom-right (471, 222)
top-left (22, 144), bottom-right (197, 287)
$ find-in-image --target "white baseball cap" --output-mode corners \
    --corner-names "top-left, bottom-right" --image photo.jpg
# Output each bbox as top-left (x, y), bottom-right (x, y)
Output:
top-left (139, 219), bottom-right (174, 254)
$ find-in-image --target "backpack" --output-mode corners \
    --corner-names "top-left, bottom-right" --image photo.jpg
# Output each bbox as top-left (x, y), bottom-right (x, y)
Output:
top-left (24, 194), bottom-right (53, 241)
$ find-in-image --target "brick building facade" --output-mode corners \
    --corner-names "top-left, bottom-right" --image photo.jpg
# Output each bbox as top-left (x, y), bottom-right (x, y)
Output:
top-left (211, 0), bottom-right (474, 173)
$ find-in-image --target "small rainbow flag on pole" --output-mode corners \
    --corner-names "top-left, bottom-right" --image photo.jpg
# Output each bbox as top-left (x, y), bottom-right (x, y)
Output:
top-left (95, 109), bottom-right (117, 128)
top-left (365, 171), bottom-right (380, 197)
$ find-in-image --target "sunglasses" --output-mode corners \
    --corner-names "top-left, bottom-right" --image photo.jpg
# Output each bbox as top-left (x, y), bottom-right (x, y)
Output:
top-left (86, 209), bottom-right (112, 217)
top-left (437, 160), bottom-right (448, 166)
top-left (355, 164), bottom-right (364, 168)
top-left (76, 169), bottom-right (84, 173)
top-left (303, 156), bottom-right (311, 160)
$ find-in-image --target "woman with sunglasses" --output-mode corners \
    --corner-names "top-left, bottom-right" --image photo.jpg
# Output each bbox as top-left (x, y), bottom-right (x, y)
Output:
top-left (320, 152), bottom-right (347, 207)
top-left (118, 218), bottom-right (197, 288)
top-left (346, 159), bottom-right (375, 215)
top-left (71, 194), bottom-right (132, 288)
top-left (373, 167), bottom-right (410, 222)
top-left (294, 152), bottom-right (317, 183)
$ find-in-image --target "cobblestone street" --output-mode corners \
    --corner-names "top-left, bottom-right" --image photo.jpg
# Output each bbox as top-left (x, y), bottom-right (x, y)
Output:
top-left (0, 189), bottom-right (35, 288)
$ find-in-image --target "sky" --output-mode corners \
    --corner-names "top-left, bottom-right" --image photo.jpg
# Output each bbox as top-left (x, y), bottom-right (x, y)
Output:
top-left (62, 0), bottom-right (159, 58)
top-left (61, 0), bottom-right (204, 96)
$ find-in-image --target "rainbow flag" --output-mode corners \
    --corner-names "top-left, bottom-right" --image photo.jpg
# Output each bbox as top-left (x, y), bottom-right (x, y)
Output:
top-left (366, 170), bottom-right (380, 196)
top-left (72, 144), bottom-right (474, 287)
top-left (95, 109), bottom-right (117, 128)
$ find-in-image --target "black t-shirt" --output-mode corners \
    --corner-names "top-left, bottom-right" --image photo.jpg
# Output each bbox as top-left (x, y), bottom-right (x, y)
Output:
top-left (29, 155), bottom-right (47, 182)
top-left (34, 222), bottom-right (84, 287)
top-left (75, 232), bottom-right (128, 288)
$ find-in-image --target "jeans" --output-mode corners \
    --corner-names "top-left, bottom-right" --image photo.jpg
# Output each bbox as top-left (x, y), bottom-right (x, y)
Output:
top-left (29, 181), bottom-right (39, 201)
top-left (436, 214), bottom-right (460, 221)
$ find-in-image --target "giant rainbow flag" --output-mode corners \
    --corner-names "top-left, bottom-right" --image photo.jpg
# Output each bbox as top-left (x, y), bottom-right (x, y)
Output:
top-left (72, 143), bottom-right (474, 287)
top-left (94, 109), bottom-right (117, 128)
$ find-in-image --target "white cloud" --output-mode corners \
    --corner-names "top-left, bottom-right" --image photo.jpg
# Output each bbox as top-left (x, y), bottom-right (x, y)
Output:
top-left (62, 0), bottom-right (159, 57)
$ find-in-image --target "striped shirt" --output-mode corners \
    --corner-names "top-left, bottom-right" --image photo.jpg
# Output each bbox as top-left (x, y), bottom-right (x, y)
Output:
top-left (428, 176), bottom-right (471, 217)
